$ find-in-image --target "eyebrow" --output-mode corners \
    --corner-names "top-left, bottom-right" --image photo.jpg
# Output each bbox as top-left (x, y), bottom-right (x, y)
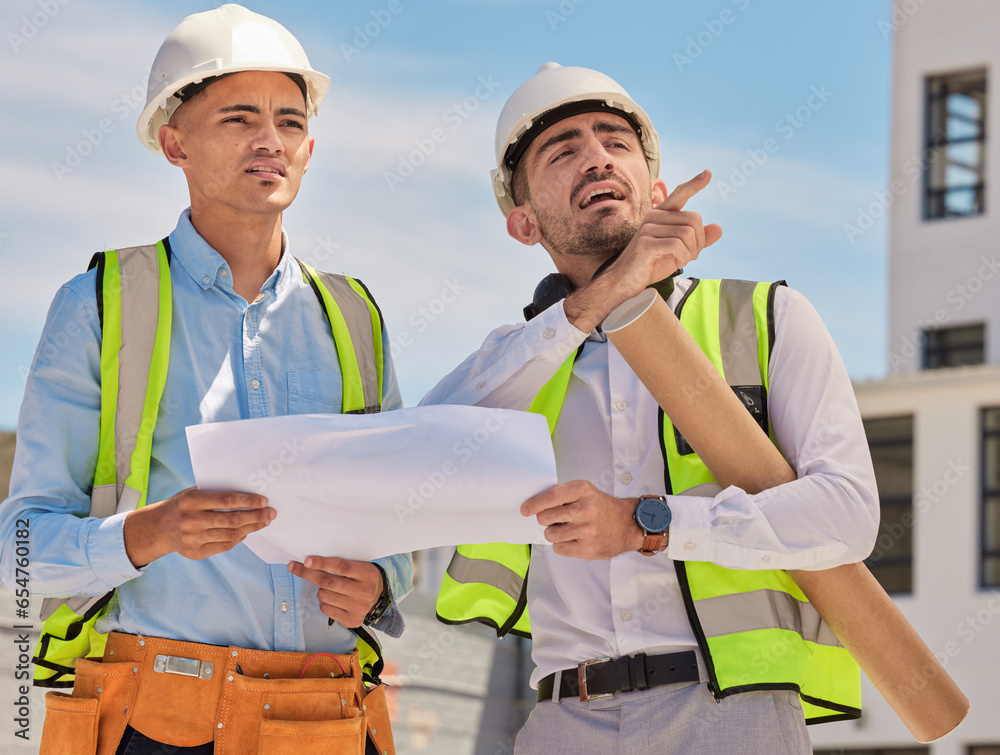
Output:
top-left (531, 120), bottom-right (638, 167)
top-left (216, 104), bottom-right (307, 118)
top-left (532, 127), bottom-right (582, 166)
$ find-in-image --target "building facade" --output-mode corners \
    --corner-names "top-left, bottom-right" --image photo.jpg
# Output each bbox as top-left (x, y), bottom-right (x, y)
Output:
top-left (811, 1), bottom-right (1000, 753)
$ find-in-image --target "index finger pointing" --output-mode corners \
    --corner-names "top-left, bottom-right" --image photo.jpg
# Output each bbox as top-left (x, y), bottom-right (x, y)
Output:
top-left (659, 169), bottom-right (712, 213)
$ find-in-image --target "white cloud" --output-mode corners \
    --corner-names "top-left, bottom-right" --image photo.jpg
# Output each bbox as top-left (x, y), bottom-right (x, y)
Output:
top-left (2, 0), bottom-right (169, 113)
top-left (662, 139), bottom-right (879, 235)
top-left (0, 0), bottom-right (890, 427)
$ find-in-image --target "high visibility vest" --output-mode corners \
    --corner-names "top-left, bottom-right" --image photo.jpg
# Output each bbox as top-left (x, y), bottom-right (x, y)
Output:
top-left (435, 279), bottom-right (862, 724)
top-left (33, 240), bottom-right (387, 688)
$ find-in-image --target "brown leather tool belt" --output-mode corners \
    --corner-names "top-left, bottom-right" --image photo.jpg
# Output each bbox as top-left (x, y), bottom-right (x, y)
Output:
top-left (39, 632), bottom-right (395, 755)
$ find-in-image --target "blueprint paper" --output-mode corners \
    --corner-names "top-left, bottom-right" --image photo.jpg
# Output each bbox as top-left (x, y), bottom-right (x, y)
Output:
top-left (185, 405), bottom-right (554, 562)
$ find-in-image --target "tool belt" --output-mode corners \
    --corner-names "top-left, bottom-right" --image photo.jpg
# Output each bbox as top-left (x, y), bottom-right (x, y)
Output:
top-left (536, 650), bottom-right (700, 702)
top-left (38, 632), bottom-right (395, 755)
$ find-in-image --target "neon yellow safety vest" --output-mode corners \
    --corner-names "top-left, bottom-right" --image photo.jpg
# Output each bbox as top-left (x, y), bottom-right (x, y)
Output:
top-left (436, 278), bottom-right (862, 724)
top-left (33, 240), bottom-right (387, 688)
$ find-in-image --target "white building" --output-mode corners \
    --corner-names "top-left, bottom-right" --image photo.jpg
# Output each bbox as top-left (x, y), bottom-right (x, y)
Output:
top-left (809, 2), bottom-right (1000, 753)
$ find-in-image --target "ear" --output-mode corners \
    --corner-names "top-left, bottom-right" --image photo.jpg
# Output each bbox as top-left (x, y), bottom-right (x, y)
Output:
top-left (303, 135), bottom-right (315, 174)
top-left (506, 203), bottom-right (543, 246)
top-left (651, 178), bottom-right (668, 205)
top-left (159, 124), bottom-right (187, 166)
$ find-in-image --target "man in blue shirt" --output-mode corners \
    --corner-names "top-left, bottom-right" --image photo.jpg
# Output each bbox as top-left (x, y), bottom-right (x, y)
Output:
top-left (0, 6), bottom-right (410, 753)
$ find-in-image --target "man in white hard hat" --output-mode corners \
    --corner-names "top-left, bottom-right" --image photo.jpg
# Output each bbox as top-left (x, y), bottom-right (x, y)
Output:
top-left (427, 63), bottom-right (878, 752)
top-left (0, 6), bottom-right (408, 753)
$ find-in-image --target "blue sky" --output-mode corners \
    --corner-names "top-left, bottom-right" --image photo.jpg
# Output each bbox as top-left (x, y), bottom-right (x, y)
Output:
top-left (0, 0), bottom-right (895, 429)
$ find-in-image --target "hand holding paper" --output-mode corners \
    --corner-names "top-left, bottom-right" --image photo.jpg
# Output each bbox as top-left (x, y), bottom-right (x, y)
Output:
top-left (521, 480), bottom-right (644, 560)
top-left (286, 556), bottom-right (384, 629)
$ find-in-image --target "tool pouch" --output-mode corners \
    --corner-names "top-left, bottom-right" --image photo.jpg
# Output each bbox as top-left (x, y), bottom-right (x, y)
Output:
top-left (217, 671), bottom-right (366, 753)
top-left (38, 636), bottom-right (396, 755)
top-left (39, 658), bottom-right (140, 755)
top-left (38, 692), bottom-right (98, 755)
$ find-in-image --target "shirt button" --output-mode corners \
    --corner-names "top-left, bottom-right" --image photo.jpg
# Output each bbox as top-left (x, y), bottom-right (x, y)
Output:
top-left (685, 542), bottom-right (696, 553)
top-left (221, 269), bottom-right (229, 278)
top-left (616, 400), bottom-right (627, 411)
top-left (542, 328), bottom-right (556, 339)
top-left (620, 609), bottom-right (632, 621)
top-left (202, 276), bottom-right (211, 285)
top-left (477, 382), bottom-right (486, 392)
top-left (762, 555), bottom-right (773, 565)
top-left (279, 601), bottom-right (290, 613)
top-left (621, 473), bottom-right (633, 485)
top-left (251, 379), bottom-right (260, 390)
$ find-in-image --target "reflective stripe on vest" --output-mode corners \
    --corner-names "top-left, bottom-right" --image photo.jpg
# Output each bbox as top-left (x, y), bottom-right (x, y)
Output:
top-left (666, 279), bottom-right (860, 723)
top-left (36, 242), bottom-right (172, 687)
top-left (436, 543), bottom-right (531, 638)
top-left (435, 278), bottom-right (861, 724)
top-left (34, 248), bottom-right (384, 688)
top-left (299, 262), bottom-right (383, 414)
top-left (433, 347), bottom-right (584, 635)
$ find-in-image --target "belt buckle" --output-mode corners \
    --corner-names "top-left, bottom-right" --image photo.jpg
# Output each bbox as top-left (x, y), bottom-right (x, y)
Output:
top-left (577, 657), bottom-right (613, 702)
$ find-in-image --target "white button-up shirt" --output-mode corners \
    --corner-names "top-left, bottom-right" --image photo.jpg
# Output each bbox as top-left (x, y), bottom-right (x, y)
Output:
top-left (421, 279), bottom-right (878, 685)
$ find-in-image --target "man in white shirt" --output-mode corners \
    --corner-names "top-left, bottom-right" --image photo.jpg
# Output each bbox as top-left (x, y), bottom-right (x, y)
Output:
top-left (424, 63), bottom-right (879, 754)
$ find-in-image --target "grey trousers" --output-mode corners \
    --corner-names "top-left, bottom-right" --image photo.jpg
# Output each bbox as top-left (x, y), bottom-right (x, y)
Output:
top-left (515, 674), bottom-right (812, 755)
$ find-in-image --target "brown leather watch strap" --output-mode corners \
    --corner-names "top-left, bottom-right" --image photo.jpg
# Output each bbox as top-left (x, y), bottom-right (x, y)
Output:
top-left (639, 532), bottom-right (667, 556)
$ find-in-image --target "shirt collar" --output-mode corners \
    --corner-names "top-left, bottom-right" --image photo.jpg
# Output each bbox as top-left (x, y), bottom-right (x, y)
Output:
top-left (167, 209), bottom-right (294, 296)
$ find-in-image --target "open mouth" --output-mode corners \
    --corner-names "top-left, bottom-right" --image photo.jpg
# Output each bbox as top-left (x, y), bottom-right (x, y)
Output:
top-left (579, 187), bottom-right (625, 209)
top-left (246, 166), bottom-right (284, 178)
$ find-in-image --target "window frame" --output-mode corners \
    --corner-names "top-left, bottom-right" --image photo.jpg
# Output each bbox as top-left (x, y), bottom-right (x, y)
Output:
top-left (863, 415), bottom-right (915, 595)
top-left (921, 322), bottom-right (986, 370)
top-left (923, 68), bottom-right (987, 220)
top-left (980, 407), bottom-right (1000, 589)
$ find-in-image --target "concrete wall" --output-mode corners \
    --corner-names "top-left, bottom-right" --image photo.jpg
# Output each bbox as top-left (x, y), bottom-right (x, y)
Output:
top-left (808, 364), bottom-right (1000, 753)
top-left (888, 0), bottom-right (1000, 373)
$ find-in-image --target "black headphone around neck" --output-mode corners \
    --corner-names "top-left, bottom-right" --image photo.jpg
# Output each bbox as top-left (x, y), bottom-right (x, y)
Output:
top-left (523, 253), bottom-right (681, 321)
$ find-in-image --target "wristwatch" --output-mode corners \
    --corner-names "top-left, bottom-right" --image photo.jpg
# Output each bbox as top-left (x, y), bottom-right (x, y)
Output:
top-left (363, 564), bottom-right (391, 626)
top-left (634, 495), bottom-right (671, 556)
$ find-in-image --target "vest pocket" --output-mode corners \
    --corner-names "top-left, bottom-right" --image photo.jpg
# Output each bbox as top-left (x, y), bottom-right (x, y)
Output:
top-left (40, 692), bottom-right (99, 754)
top-left (287, 371), bottom-right (342, 414)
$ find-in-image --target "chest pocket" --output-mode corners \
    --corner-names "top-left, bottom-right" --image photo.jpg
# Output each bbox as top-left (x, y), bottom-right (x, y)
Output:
top-left (287, 371), bottom-right (342, 414)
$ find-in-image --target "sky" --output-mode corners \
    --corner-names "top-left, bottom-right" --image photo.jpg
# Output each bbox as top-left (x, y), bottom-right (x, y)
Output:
top-left (0, 0), bottom-right (895, 429)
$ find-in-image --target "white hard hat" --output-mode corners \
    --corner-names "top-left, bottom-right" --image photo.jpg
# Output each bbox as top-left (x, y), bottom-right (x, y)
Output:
top-left (491, 62), bottom-right (660, 216)
top-left (137, 4), bottom-right (330, 155)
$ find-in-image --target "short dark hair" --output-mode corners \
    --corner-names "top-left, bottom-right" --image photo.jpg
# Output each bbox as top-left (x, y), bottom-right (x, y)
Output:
top-left (170, 72), bottom-right (308, 125)
top-left (510, 160), bottom-right (531, 207)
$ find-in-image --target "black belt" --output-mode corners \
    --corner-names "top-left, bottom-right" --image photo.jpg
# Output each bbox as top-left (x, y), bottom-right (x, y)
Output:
top-left (536, 650), bottom-right (699, 702)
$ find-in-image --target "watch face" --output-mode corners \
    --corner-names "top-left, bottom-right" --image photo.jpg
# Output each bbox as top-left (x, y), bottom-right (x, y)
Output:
top-left (636, 497), bottom-right (671, 533)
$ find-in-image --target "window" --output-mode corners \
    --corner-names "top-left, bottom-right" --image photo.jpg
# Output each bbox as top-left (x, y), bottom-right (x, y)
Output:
top-left (813, 747), bottom-right (928, 755)
top-left (924, 69), bottom-right (986, 219)
top-left (922, 323), bottom-right (985, 369)
top-left (982, 408), bottom-right (1000, 587)
top-left (863, 416), bottom-right (914, 594)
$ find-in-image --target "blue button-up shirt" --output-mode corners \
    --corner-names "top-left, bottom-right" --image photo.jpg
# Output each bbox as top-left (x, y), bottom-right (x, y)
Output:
top-left (0, 210), bottom-right (411, 651)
